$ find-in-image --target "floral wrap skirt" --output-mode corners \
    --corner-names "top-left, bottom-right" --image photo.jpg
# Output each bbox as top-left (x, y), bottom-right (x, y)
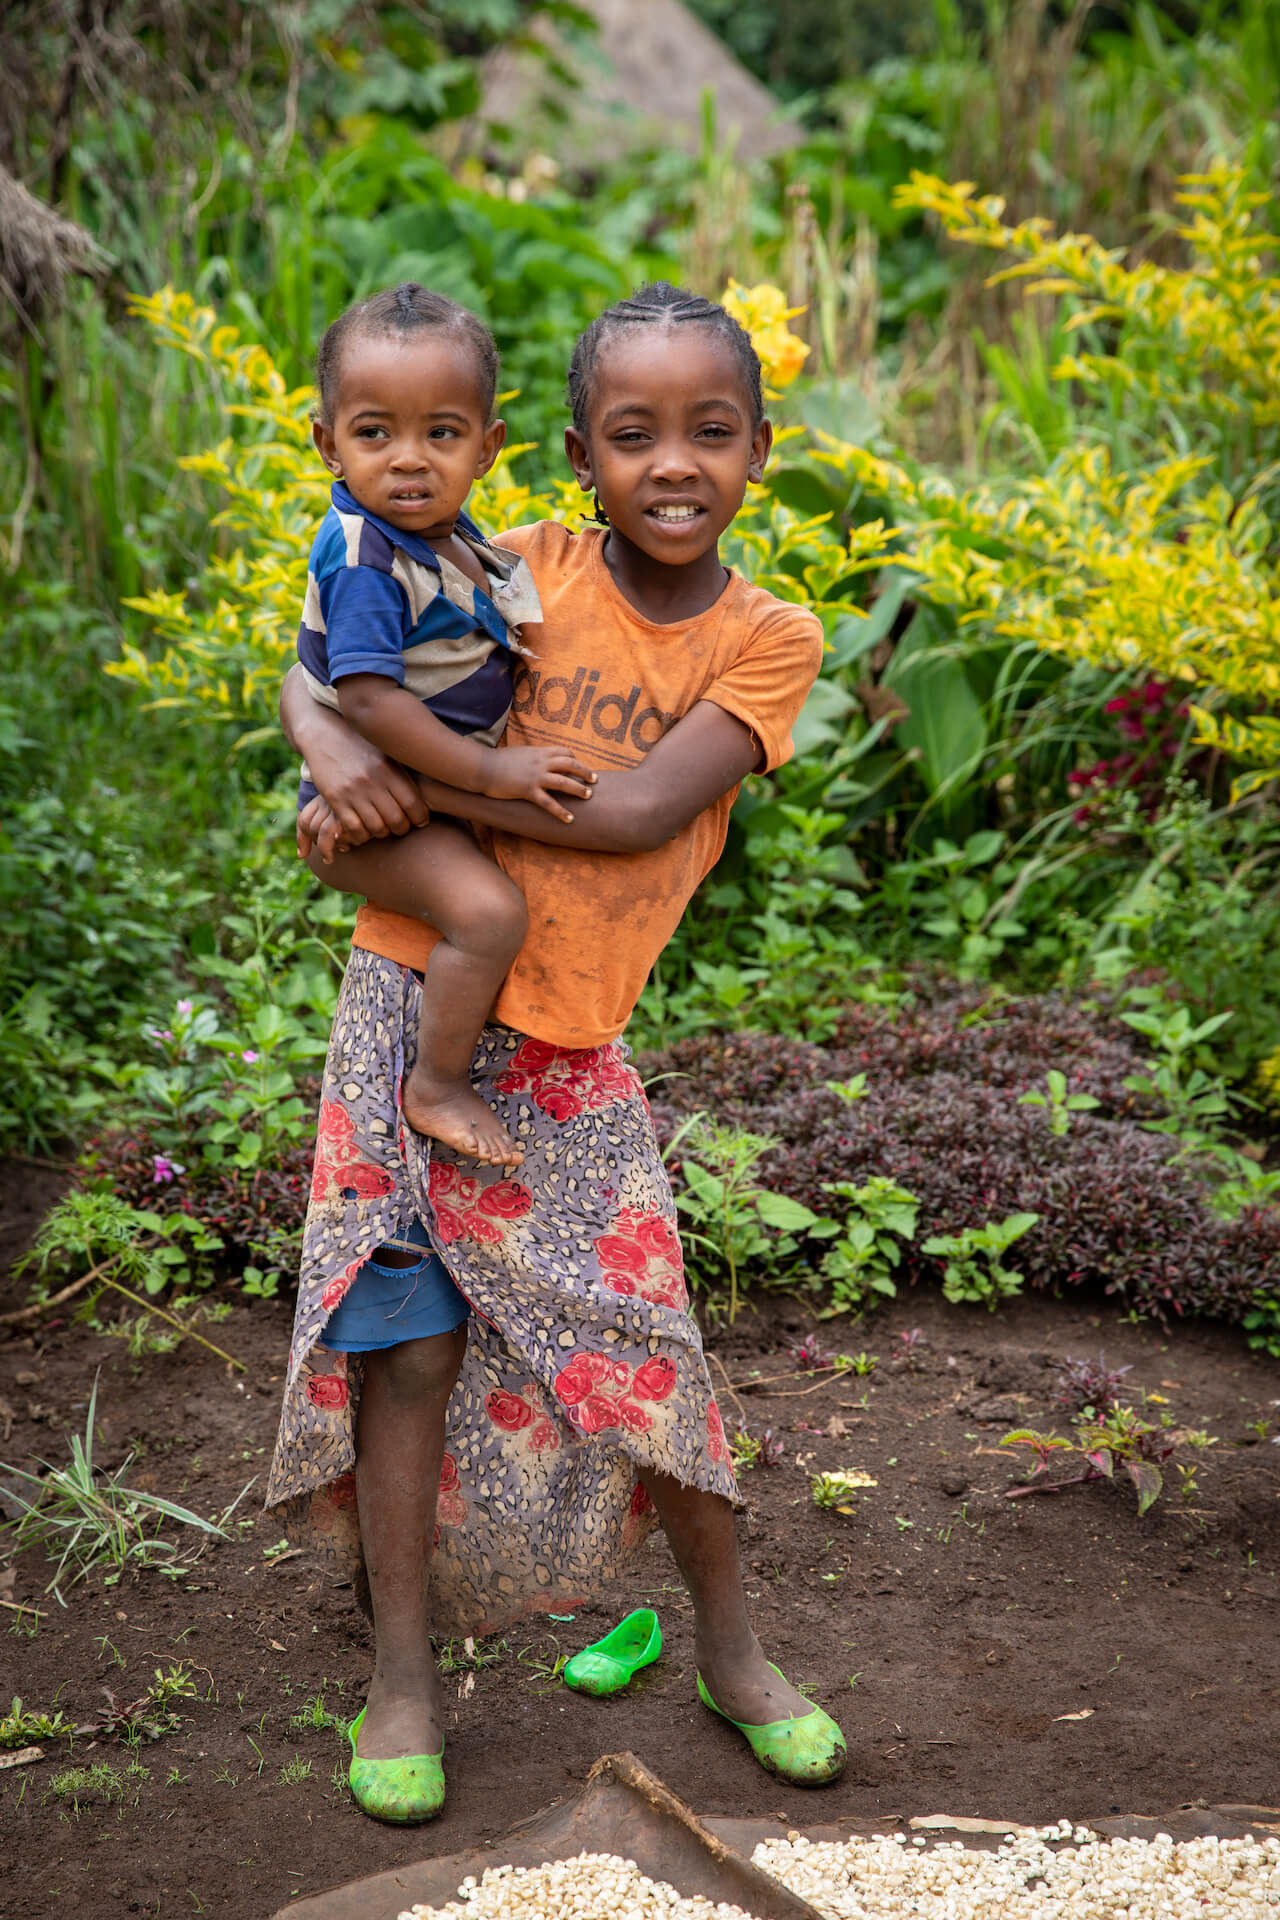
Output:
top-left (264, 947), bottom-right (737, 1636)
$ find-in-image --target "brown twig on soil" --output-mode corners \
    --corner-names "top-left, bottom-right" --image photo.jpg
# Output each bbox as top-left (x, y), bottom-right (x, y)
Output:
top-left (0, 1597), bottom-right (46, 1617)
top-left (758, 1375), bottom-right (853, 1400)
top-left (708, 1350), bottom-right (749, 1427)
top-left (0, 1250), bottom-right (244, 1371)
top-left (0, 1252), bottom-right (124, 1326)
top-left (101, 1275), bottom-right (244, 1372)
top-left (729, 1365), bottom-right (840, 1390)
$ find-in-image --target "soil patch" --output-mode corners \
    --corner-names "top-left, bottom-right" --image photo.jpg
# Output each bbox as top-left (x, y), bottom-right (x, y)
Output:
top-left (2, 1159), bottom-right (1278, 1920)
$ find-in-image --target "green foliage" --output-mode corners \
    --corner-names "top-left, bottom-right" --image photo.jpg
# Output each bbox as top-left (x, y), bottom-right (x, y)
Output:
top-left (1242, 1293), bottom-right (1280, 1360)
top-left (0, 1376), bottom-right (248, 1601)
top-left (922, 1211), bottom-right (1041, 1310)
top-left (1, 1697), bottom-right (70, 1749)
top-left (669, 1116), bottom-right (822, 1321)
top-left (1019, 1069), bottom-right (1101, 1138)
top-left (891, 162), bottom-right (1280, 793)
top-left (1119, 997), bottom-right (1237, 1156)
top-left (814, 1178), bottom-right (920, 1316)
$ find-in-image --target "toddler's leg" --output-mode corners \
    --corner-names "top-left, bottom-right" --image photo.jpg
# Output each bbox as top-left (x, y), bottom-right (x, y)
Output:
top-left (309, 822), bottom-right (526, 1165)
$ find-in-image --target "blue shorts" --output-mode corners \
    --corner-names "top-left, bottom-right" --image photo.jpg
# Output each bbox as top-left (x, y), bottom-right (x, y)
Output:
top-left (321, 1218), bottom-right (470, 1353)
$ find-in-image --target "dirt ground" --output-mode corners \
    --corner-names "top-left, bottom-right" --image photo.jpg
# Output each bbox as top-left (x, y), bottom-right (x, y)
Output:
top-left (2, 1157), bottom-right (1278, 1920)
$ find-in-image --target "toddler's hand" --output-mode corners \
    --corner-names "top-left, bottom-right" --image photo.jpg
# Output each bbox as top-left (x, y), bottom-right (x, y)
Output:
top-left (485, 746), bottom-right (596, 823)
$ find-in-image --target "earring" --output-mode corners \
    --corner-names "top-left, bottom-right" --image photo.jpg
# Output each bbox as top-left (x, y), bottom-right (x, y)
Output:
top-left (592, 493), bottom-right (610, 526)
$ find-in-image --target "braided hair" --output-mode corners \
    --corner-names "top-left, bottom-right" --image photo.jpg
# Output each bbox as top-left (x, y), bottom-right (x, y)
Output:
top-left (567, 282), bottom-right (764, 435)
top-left (315, 282), bottom-right (499, 424)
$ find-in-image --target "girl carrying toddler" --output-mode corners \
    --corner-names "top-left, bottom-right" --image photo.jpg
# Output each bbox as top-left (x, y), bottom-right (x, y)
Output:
top-left (267, 278), bottom-right (847, 1824)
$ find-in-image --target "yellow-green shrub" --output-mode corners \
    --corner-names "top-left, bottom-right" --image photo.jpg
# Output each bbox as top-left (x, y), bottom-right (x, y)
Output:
top-left (875, 162), bottom-right (1280, 795)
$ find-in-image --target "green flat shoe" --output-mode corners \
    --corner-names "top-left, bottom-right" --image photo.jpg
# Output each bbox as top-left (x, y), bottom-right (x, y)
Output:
top-left (346, 1706), bottom-right (445, 1824)
top-left (563, 1608), bottom-right (662, 1697)
top-left (696, 1663), bottom-right (847, 1785)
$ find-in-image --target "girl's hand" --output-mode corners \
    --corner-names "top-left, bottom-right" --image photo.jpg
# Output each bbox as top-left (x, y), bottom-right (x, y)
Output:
top-left (483, 746), bottom-right (596, 824)
top-left (297, 755), bottom-right (430, 863)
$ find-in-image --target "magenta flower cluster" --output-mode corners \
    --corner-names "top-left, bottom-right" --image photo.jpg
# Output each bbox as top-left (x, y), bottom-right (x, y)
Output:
top-left (1067, 679), bottom-right (1192, 825)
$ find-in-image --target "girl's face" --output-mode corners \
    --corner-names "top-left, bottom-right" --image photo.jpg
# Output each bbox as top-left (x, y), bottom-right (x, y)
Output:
top-left (565, 329), bottom-right (771, 566)
top-left (313, 332), bottom-right (504, 540)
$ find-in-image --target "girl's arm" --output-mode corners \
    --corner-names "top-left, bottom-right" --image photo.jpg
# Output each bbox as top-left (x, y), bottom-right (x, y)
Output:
top-left (409, 702), bottom-right (760, 853)
top-left (336, 675), bottom-right (594, 823)
top-left (282, 664), bottom-right (759, 858)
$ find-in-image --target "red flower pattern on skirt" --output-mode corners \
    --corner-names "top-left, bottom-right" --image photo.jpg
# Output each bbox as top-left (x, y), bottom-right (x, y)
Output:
top-left (437, 1451), bottom-right (467, 1527)
top-left (311, 1099), bottom-right (396, 1208)
top-left (493, 1038), bottom-right (638, 1124)
top-left (306, 1374), bottom-right (349, 1412)
top-left (320, 1257), bottom-right (365, 1314)
top-left (429, 1162), bottom-right (532, 1247)
top-left (552, 1349), bottom-right (680, 1437)
top-left (595, 1206), bottom-right (687, 1309)
top-left (485, 1387), bottom-right (562, 1452)
top-left (706, 1399), bottom-right (729, 1465)
top-left (486, 1388), bottom-right (533, 1432)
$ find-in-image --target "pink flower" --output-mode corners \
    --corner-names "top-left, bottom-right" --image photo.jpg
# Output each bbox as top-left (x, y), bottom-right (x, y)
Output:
top-left (152, 1154), bottom-right (184, 1184)
top-left (241, 1050), bottom-right (260, 1064)
top-left (176, 1000), bottom-right (194, 1018)
top-left (1103, 696), bottom-right (1130, 714)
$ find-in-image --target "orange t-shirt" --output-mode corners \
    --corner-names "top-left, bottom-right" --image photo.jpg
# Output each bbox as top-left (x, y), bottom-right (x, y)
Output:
top-left (352, 520), bottom-right (824, 1048)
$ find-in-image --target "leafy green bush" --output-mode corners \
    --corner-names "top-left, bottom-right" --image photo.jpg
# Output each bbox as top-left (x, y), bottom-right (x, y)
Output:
top-left (644, 1001), bottom-right (1280, 1327)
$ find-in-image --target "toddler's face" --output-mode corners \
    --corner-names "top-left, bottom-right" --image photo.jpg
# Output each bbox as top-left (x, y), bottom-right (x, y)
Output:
top-left (313, 333), bottom-right (503, 540)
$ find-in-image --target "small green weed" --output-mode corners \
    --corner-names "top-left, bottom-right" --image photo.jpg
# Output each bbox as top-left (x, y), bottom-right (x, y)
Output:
top-left (923, 1212), bottom-right (1040, 1310)
top-left (279, 1756), bottom-right (313, 1785)
top-left (670, 1116), bottom-right (822, 1322)
top-left (48, 1759), bottom-right (148, 1814)
top-left (816, 1178), bottom-right (919, 1316)
top-left (288, 1694), bottom-right (346, 1737)
top-left (1019, 1069), bottom-right (1101, 1137)
top-left (810, 1469), bottom-right (878, 1512)
top-left (1, 1696), bottom-right (70, 1748)
top-left (0, 1376), bottom-right (251, 1599)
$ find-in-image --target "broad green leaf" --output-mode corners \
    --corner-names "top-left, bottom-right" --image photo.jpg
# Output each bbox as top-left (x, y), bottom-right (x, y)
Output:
top-left (883, 607), bottom-right (987, 804)
top-left (755, 1193), bottom-right (821, 1232)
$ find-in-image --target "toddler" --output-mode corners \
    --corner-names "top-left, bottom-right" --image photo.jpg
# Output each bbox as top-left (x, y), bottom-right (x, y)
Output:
top-left (297, 282), bottom-right (593, 1166)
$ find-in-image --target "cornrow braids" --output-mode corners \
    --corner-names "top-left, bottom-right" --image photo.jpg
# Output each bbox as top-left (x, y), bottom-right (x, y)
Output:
top-left (567, 281), bottom-right (764, 434)
top-left (315, 282), bottom-right (499, 424)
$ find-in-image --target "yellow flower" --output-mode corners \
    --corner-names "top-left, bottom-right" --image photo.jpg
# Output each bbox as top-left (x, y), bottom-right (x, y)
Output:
top-left (722, 279), bottom-right (811, 395)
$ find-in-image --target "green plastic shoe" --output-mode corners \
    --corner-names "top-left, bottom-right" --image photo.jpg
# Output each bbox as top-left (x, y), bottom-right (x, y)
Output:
top-left (563, 1608), bottom-right (662, 1697)
top-left (696, 1664), bottom-right (847, 1785)
top-left (346, 1706), bottom-right (445, 1824)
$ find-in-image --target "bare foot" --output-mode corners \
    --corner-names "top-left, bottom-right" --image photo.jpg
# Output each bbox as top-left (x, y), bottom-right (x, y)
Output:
top-left (402, 1066), bottom-right (522, 1167)
top-left (695, 1630), bottom-right (817, 1725)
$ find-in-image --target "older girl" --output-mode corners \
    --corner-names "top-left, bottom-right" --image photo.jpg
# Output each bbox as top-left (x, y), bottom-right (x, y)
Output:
top-left (267, 283), bottom-right (845, 1824)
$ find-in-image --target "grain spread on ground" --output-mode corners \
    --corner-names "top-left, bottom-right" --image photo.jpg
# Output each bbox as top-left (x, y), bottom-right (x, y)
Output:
top-left (398, 1827), bottom-right (1280, 1920)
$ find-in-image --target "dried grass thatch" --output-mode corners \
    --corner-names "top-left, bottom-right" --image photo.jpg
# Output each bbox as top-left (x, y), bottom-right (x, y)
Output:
top-left (0, 162), bottom-right (110, 331)
top-left (478, 0), bottom-right (801, 164)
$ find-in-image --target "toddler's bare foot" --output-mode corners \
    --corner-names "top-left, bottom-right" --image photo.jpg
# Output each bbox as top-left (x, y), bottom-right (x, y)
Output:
top-left (402, 1068), bottom-right (521, 1167)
